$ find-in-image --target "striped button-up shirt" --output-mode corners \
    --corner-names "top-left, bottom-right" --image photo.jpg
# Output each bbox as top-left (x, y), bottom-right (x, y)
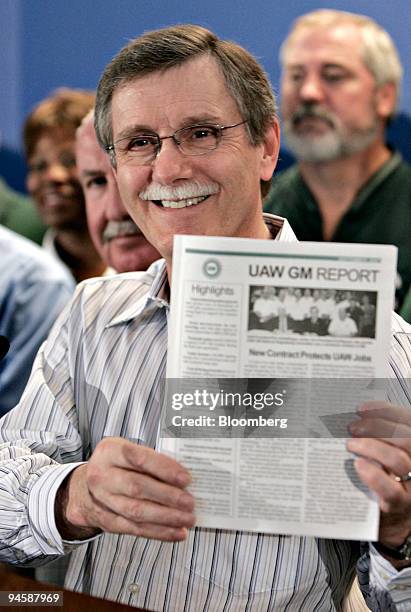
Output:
top-left (1, 215), bottom-right (411, 611)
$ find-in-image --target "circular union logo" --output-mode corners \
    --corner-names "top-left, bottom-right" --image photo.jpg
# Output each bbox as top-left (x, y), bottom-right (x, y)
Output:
top-left (203, 258), bottom-right (221, 278)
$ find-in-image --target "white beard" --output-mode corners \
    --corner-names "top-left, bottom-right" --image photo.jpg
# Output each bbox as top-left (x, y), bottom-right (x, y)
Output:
top-left (283, 120), bottom-right (379, 163)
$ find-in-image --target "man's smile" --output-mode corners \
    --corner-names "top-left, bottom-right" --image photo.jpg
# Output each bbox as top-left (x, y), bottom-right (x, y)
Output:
top-left (140, 181), bottom-right (219, 209)
top-left (152, 195), bottom-right (211, 208)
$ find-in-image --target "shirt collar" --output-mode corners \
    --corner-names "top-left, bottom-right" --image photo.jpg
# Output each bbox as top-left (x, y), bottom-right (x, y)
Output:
top-left (106, 258), bottom-right (168, 327)
top-left (106, 214), bottom-right (296, 327)
top-left (263, 213), bottom-right (297, 242)
top-left (349, 150), bottom-right (402, 212)
top-left (295, 151), bottom-right (403, 214)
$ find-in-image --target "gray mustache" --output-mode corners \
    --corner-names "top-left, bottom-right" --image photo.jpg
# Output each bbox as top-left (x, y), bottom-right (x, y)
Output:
top-left (291, 104), bottom-right (335, 128)
top-left (102, 220), bottom-right (140, 242)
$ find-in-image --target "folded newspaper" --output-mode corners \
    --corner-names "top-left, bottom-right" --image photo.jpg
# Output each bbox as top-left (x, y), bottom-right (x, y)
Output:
top-left (159, 236), bottom-right (398, 541)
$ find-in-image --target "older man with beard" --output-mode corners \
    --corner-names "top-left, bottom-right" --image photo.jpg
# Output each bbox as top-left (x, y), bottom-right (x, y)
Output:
top-left (76, 112), bottom-right (160, 274)
top-left (264, 9), bottom-right (411, 316)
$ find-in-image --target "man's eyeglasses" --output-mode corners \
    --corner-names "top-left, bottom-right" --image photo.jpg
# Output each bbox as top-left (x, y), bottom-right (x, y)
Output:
top-left (106, 120), bottom-right (248, 165)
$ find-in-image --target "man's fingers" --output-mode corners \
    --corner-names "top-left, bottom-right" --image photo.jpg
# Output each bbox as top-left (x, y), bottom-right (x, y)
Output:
top-left (74, 439), bottom-right (196, 539)
top-left (94, 438), bottom-right (192, 488)
top-left (350, 416), bottom-right (411, 439)
top-left (87, 502), bottom-right (190, 541)
top-left (347, 437), bottom-right (411, 477)
top-left (91, 466), bottom-right (195, 512)
top-left (358, 401), bottom-right (411, 427)
top-left (120, 440), bottom-right (192, 486)
top-left (352, 456), bottom-right (411, 514)
top-left (98, 493), bottom-right (196, 529)
top-left (131, 524), bottom-right (189, 542)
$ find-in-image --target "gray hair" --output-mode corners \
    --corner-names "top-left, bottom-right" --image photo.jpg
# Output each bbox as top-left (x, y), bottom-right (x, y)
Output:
top-left (95, 24), bottom-right (277, 196)
top-left (280, 9), bottom-right (402, 116)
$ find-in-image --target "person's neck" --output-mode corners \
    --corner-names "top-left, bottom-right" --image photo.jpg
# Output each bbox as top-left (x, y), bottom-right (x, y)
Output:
top-left (54, 227), bottom-right (105, 282)
top-left (299, 141), bottom-right (391, 240)
top-left (166, 216), bottom-right (271, 289)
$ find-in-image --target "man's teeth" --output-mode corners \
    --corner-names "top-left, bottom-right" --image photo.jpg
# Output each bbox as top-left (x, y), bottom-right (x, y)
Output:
top-left (160, 195), bottom-right (208, 208)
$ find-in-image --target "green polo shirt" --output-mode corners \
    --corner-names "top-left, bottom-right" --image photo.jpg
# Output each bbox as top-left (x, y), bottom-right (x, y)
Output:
top-left (264, 152), bottom-right (411, 317)
top-left (0, 178), bottom-right (45, 245)
top-left (400, 286), bottom-right (411, 322)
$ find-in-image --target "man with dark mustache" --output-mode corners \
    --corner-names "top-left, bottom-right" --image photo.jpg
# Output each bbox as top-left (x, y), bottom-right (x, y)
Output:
top-left (264, 9), bottom-right (411, 317)
top-left (76, 112), bottom-right (160, 274)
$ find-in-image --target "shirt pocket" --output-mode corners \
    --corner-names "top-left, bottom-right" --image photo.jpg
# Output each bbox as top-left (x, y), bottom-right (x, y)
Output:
top-left (184, 531), bottom-right (314, 597)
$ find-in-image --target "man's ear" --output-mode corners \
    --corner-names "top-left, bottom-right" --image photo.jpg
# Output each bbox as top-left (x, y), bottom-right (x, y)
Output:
top-left (260, 119), bottom-right (280, 181)
top-left (375, 82), bottom-right (397, 120)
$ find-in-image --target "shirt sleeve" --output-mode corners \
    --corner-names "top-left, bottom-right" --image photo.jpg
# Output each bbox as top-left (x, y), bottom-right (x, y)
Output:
top-left (368, 544), bottom-right (411, 611)
top-left (0, 263), bottom-right (74, 415)
top-left (364, 317), bottom-right (411, 609)
top-left (0, 286), bottom-right (87, 566)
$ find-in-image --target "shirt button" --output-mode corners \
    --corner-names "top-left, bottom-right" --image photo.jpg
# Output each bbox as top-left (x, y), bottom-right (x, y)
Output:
top-left (128, 583), bottom-right (140, 594)
top-left (47, 539), bottom-right (54, 547)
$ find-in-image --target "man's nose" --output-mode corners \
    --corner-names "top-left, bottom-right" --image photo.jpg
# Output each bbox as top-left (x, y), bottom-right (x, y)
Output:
top-left (151, 138), bottom-right (193, 184)
top-left (298, 75), bottom-right (325, 103)
top-left (44, 162), bottom-right (72, 183)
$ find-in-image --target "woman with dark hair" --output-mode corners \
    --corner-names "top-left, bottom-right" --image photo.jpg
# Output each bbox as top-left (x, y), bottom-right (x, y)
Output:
top-left (23, 89), bottom-right (105, 281)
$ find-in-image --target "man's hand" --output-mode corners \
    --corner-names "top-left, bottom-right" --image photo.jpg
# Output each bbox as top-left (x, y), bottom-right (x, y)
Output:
top-left (55, 437), bottom-right (195, 542)
top-left (347, 401), bottom-right (411, 561)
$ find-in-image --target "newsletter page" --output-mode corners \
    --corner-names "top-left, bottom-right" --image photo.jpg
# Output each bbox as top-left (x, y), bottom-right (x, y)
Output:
top-left (160, 236), bottom-right (398, 540)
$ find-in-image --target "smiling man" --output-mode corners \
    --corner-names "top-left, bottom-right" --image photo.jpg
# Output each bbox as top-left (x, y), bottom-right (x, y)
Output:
top-left (1, 25), bottom-right (411, 611)
top-left (264, 10), bottom-right (411, 315)
top-left (98, 42), bottom-right (278, 271)
top-left (76, 112), bottom-right (160, 273)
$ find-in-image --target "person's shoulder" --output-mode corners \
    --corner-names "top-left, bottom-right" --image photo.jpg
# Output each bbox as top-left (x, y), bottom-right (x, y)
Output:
top-left (76, 269), bottom-right (154, 293)
top-left (0, 180), bottom-right (46, 244)
top-left (74, 259), bottom-right (164, 303)
top-left (64, 260), bottom-right (166, 333)
top-left (272, 163), bottom-right (300, 183)
top-left (269, 165), bottom-right (301, 193)
top-left (0, 178), bottom-right (31, 209)
top-left (390, 312), bottom-right (411, 376)
top-left (264, 165), bottom-right (303, 213)
top-left (391, 310), bottom-right (411, 334)
top-left (387, 151), bottom-right (411, 185)
top-left (394, 151), bottom-right (411, 171)
top-left (0, 226), bottom-right (73, 287)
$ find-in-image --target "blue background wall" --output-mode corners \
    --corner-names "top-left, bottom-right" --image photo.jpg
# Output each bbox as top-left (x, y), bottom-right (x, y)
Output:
top-left (2, 0), bottom-right (411, 190)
